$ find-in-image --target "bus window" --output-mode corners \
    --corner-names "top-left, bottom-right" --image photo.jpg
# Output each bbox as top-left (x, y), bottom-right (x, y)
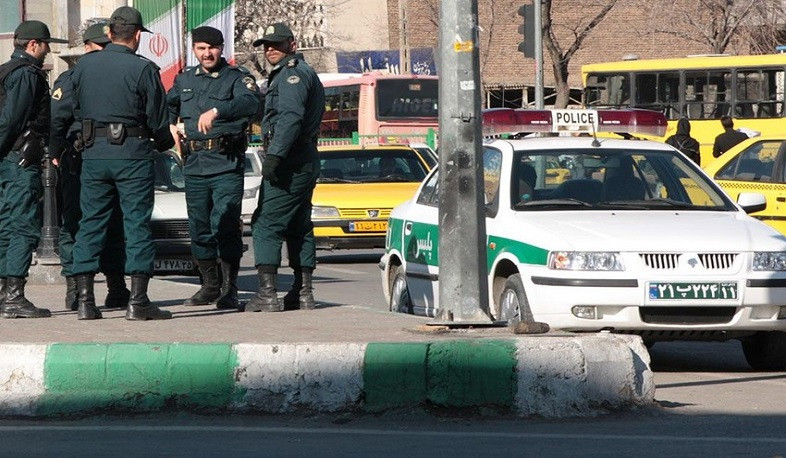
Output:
top-left (585, 73), bottom-right (629, 107)
top-left (736, 68), bottom-right (785, 119)
top-left (634, 72), bottom-right (680, 119)
top-left (685, 70), bottom-right (731, 120)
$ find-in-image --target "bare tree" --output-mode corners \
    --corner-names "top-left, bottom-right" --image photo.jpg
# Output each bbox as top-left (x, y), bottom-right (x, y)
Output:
top-left (542, 0), bottom-right (619, 108)
top-left (644, 0), bottom-right (786, 54)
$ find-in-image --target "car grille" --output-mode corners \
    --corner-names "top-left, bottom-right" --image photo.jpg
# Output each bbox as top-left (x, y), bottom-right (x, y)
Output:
top-left (339, 208), bottom-right (393, 218)
top-left (151, 220), bottom-right (190, 239)
top-left (640, 306), bottom-right (736, 325)
top-left (639, 253), bottom-right (738, 270)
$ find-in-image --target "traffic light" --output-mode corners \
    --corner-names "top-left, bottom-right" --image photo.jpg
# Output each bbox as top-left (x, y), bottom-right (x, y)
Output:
top-left (517, 3), bottom-right (536, 58)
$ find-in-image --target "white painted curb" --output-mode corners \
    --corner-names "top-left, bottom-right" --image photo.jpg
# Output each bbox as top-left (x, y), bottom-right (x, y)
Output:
top-left (0, 344), bottom-right (47, 416)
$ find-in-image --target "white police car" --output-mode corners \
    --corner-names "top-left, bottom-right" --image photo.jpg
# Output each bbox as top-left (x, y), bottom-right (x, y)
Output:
top-left (380, 108), bottom-right (786, 370)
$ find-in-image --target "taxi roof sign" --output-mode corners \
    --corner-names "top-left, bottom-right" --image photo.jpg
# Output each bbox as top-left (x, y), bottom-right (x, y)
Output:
top-left (482, 108), bottom-right (667, 138)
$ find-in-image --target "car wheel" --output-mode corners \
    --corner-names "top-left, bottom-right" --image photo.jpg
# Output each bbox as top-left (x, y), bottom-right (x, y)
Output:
top-left (741, 332), bottom-right (786, 371)
top-left (498, 273), bottom-right (534, 323)
top-left (389, 264), bottom-right (413, 314)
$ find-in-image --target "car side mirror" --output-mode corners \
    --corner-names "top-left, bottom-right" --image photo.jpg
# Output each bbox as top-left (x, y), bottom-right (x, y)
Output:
top-left (737, 192), bottom-right (766, 214)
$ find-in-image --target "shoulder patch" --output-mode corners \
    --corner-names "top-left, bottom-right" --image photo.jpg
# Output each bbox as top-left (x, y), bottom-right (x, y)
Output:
top-left (287, 75), bottom-right (301, 84)
top-left (286, 59), bottom-right (298, 68)
top-left (243, 76), bottom-right (257, 91)
top-left (51, 87), bottom-right (63, 100)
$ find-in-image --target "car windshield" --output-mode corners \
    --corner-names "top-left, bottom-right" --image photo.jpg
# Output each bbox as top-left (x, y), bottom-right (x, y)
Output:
top-left (154, 151), bottom-right (185, 192)
top-left (318, 148), bottom-right (429, 183)
top-left (511, 148), bottom-right (736, 211)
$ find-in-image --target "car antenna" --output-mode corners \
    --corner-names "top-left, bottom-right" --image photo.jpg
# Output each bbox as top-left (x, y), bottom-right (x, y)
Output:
top-left (590, 119), bottom-right (601, 148)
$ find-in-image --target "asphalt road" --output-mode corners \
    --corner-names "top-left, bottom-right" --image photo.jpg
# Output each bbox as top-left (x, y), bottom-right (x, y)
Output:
top-left (5, 242), bottom-right (785, 455)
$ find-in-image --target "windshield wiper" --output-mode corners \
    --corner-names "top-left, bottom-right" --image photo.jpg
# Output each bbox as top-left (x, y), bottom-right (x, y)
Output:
top-left (595, 198), bottom-right (697, 210)
top-left (369, 176), bottom-right (414, 182)
top-left (515, 198), bottom-right (594, 209)
top-left (317, 177), bottom-right (358, 183)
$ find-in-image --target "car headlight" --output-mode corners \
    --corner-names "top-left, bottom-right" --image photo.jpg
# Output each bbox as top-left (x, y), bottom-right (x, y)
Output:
top-left (548, 251), bottom-right (624, 271)
top-left (312, 206), bottom-right (340, 219)
top-left (753, 252), bottom-right (786, 271)
top-left (243, 186), bottom-right (259, 199)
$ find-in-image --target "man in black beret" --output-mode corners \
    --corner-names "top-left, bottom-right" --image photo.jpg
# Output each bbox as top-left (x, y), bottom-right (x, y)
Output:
top-left (50, 22), bottom-right (130, 315)
top-left (167, 26), bottom-right (262, 310)
top-left (0, 20), bottom-right (67, 318)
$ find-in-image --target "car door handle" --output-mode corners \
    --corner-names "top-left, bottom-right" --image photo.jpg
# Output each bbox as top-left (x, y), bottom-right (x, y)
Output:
top-left (404, 222), bottom-right (412, 235)
top-left (777, 197), bottom-right (786, 202)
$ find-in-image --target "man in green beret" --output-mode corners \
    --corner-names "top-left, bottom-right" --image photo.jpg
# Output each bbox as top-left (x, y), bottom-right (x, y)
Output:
top-left (50, 22), bottom-right (129, 314)
top-left (0, 20), bottom-right (67, 319)
top-left (167, 26), bottom-right (262, 310)
top-left (245, 23), bottom-right (325, 312)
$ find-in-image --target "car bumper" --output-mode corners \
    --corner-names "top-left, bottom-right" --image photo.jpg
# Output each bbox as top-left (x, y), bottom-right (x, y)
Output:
top-left (524, 274), bottom-right (786, 333)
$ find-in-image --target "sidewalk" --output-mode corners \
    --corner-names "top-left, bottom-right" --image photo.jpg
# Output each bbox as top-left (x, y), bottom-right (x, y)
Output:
top-left (0, 277), bottom-right (654, 418)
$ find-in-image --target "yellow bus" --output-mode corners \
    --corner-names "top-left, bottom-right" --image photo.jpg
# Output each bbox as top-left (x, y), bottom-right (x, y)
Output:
top-left (582, 54), bottom-right (786, 165)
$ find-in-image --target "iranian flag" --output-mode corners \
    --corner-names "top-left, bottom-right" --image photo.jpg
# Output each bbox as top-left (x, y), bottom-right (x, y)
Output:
top-left (185, 0), bottom-right (236, 66)
top-left (135, 0), bottom-right (184, 91)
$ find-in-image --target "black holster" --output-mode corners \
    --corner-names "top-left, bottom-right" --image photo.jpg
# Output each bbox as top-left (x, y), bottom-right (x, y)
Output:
top-left (82, 119), bottom-right (95, 148)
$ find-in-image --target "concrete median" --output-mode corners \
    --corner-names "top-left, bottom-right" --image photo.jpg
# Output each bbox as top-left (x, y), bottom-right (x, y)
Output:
top-left (0, 335), bottom-right (652, 418)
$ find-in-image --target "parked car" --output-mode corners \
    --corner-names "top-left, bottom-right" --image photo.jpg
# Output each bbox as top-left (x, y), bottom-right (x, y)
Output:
top-left (313, 144), bottom-right (434, 250)
top-left (380, 108), bottom-right (786, 370)
top-left (242, 147), bottom-right (264, 224)
top-left (151, 150), bottom-right (195, 276)
top-left (702, 135), bottom-right (786, 237)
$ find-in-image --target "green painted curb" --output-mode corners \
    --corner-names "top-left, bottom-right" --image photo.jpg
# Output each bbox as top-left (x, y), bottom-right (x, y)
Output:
top-left (426, 340), bottom-right (517, 408)
top-left (363, 342), bottom-right (428, 411)
top-left (40, 343), bottom-right (237, 415)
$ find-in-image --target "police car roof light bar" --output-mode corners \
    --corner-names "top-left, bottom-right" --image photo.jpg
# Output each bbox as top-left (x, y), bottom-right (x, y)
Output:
top-left (481, 108), bottom-right (667, 138)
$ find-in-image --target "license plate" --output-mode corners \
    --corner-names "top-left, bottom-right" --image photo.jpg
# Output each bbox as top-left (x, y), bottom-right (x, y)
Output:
top-left (349, 221), bottom-right (387, 232)
top-left (648, 282), bottom-right (738, 300)
top-left (154, 258), bottom-right (194, 272)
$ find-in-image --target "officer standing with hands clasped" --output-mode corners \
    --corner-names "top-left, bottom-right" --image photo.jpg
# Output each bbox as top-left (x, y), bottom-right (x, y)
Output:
top-left (50, 22), bottom-right (130, 313)
top-left (167, 26), bottom-right (261, 310)
top-left (0, 20), bottom-right (68, 319)
top-left (58, 6), bottom-right (174, 320)
top-left (245, 23), bottom-right (325, 313)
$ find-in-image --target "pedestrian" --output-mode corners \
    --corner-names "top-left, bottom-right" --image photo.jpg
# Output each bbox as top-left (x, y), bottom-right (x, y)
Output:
top-left (0, 20), bottom-right (68, 319)
top-left (665, 117), bottom-right (701, 165)
top-left (50, 23), bottom-right (130, 313)
top-left (60, 6), bottom-right (175, 320)
top-left (167, 26), bottom-right (262, 310)
top-left (245, 22), bottom-right (325, 312)
top-left (712, 116), bottom-right (749, 158)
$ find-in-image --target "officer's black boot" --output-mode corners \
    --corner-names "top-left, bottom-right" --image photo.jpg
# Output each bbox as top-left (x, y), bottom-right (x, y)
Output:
top-left (0, 277), bottom-right (8, 307)
top-left (183, 259), bottom-right (221, 306)
top-left (104, 274), bottom-right (130, 309)
top-left (283, 268), bottom-right (315, 310)
top-left (216, 258), bottom-right (240, 310)
top-left (1, 277), bottom-right (51, 318)
top-left (125, 274), bottom-right (172, 321)
top-left (244, 266), bottom-right (281, 312)
top-left (76, 274), bottom-right (102, 320)
top-left (64, 276), bottom-right (78, 311)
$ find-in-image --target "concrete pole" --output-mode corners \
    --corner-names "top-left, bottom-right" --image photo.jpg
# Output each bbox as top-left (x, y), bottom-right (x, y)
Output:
top-left (534, 0), bottom-right (544, 109)
top-left (434, 0), bottom-right (492, 323)
top-left (398, 0), bottom-right (410, 74)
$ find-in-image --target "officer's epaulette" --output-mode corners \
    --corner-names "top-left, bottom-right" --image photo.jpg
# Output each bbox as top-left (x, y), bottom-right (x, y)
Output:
top-left (137, 54), bottom-right (160, 71)
top-left (286, 58), bottom-right (299, 68)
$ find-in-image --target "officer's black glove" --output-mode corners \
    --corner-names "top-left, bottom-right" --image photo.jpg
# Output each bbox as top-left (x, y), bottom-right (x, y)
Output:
top-left (262, 154), bottom-right (281, 183)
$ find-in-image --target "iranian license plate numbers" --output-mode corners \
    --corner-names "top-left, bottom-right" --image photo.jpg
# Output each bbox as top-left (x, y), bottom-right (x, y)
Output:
top-left (154, 258), bottom-right (194, 272)
top-left (349, 221), bottom-right (387, 232)
top-left (648, 282), bottom-right (738, 300)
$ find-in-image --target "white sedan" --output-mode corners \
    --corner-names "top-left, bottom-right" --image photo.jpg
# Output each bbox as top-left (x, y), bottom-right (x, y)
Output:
top-left (380, 110), bottom-right (786, 370)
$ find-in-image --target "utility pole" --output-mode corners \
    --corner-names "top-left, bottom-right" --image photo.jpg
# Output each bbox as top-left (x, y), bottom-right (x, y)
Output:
top-left (534, 0), bottom-right (544, 108)
top-left (434, 0), bottom-right (492, 324)
top-left (398, 0), bottom-right (410, 74)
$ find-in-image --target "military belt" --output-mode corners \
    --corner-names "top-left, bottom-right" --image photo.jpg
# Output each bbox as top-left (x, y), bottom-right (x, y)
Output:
top-left (188, 136), bottom-right (232, 152)
top-left (94, 126), bottom-right (151, 138)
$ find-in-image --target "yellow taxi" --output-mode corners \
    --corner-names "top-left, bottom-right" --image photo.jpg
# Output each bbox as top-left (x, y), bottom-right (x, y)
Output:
top-left (313, 144), bottom-right (433, 249)
top-left (703, 135), bottom-right (786, 236)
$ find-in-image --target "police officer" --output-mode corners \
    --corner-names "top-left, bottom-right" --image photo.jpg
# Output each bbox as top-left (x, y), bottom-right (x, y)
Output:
top-left (245, 23), bottom-right (325, 312)
top-left (0, 21), bottom-right (67, 319)
top-left (58, 7), bottom-right (174, 320)
top-left (167, 26), bottom-right (261, 310)
top-left (50, 23), bottom-right (129, 313)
